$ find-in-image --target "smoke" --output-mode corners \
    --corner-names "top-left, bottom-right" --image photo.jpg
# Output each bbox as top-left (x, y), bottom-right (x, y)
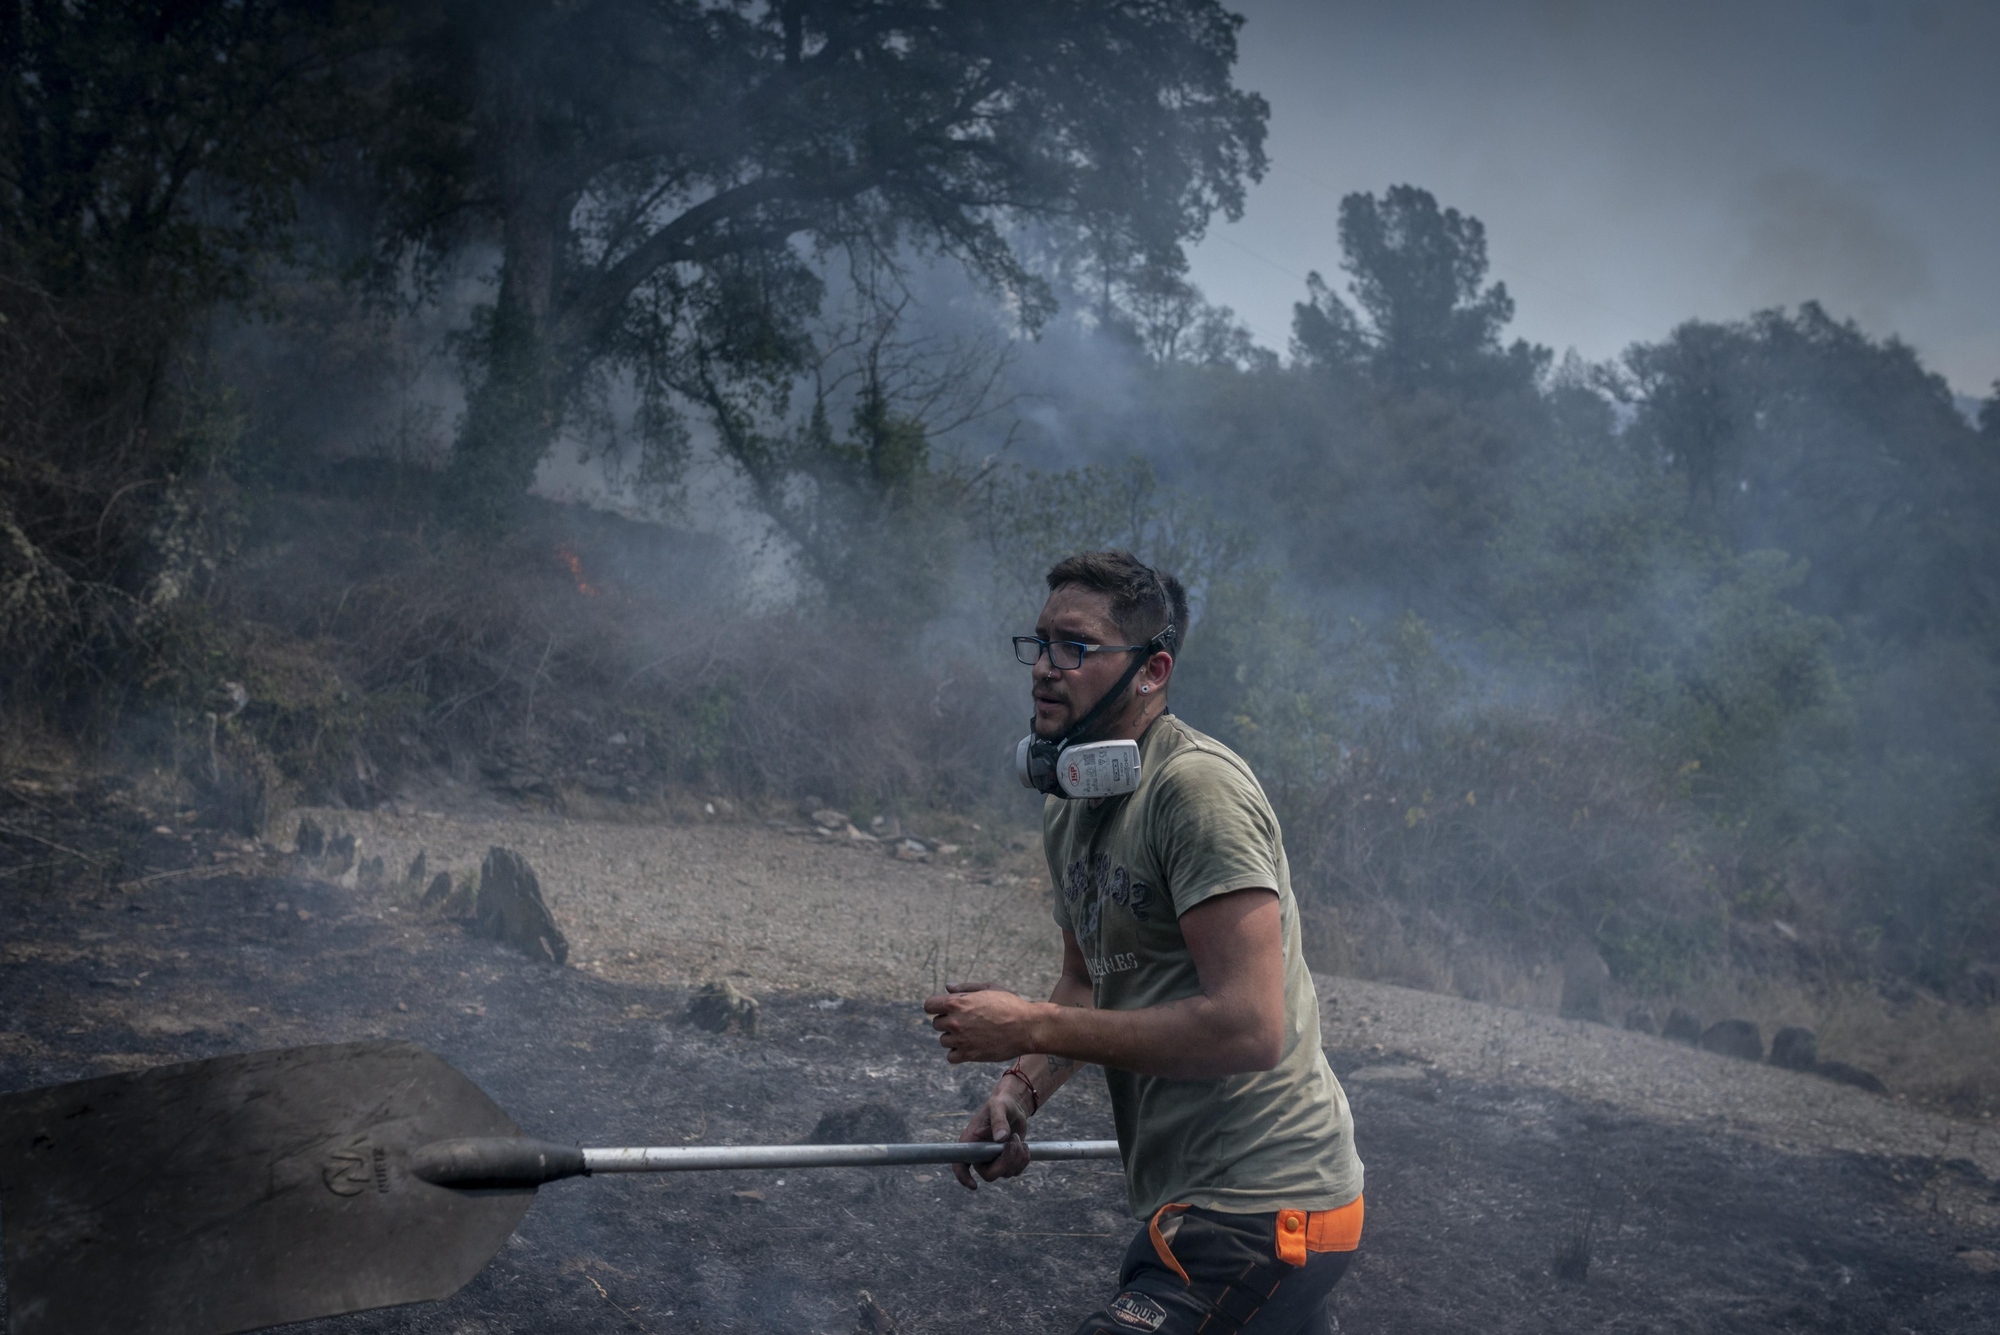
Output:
top-left (1184, 0), bottom-right (2000, 395)
top-left (1729, 169), bottom-right (1930, 334)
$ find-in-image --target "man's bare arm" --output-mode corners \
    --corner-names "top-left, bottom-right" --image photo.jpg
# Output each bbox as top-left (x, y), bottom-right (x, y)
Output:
top-left (945, 932), bottom-right (1095, 1190)
top-left (926, 888), bottom-right (1286, 1080)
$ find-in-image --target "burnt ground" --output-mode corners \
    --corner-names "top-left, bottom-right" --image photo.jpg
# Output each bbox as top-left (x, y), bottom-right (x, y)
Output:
top-left (2, 790), bottom-right (1999, 1333)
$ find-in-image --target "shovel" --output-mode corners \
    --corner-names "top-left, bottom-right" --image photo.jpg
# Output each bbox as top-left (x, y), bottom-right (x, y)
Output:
top-left (0, 1040), bottom-right (1118, 1335)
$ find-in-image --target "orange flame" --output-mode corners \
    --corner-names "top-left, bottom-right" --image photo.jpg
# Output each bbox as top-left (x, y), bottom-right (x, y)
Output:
top-left (554, 544), bottom-right (599, 597)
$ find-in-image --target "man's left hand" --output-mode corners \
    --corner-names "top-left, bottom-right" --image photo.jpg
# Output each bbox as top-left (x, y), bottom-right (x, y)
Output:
top-left (923, 982), bottom-right (1045, 1063)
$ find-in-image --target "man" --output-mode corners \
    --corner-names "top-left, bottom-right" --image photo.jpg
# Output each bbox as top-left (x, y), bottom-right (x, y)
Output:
top-left (925, 550), bottom-right (1364, 1335)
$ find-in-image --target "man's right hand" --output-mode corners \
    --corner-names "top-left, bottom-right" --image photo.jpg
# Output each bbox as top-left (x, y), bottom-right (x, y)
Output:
top-left (953, 1085), bottom-right (1031, 1191)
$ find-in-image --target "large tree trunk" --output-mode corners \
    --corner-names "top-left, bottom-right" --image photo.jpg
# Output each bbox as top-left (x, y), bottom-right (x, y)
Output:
top-left (442, 44), bottom-right (567, 531)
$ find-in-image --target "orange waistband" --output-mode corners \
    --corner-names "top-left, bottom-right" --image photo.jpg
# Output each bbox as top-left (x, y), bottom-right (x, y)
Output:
top-left (1276, 1195), bottom-right (1364, 1266)
top-left (1146, 1195), bottom-right (1366, 1280)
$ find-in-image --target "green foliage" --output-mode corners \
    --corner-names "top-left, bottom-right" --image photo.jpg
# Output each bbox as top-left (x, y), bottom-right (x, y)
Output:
top-left (1622, 303), bottom-right (1999, 642)
top-left (1290, 184), bottom-right (1547, 396)
top-left (2, 0), bottom-right (388, 304)
top-left (1274, 613), bottom-right (1721, 994)
top-left (1169, 567), bottom-right (1346, 810)
top-left (978, 455), bottom-right (1254, 627)
top-left (372, 0), bottom-right (1269, 526)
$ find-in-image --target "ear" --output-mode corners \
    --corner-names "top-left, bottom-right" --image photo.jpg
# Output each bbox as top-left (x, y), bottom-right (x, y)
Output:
top-left (1143, 650), bottom-right (1174, 692)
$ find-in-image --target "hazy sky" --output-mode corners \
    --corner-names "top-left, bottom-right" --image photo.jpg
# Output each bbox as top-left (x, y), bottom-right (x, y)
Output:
top-left (1185, 0), bottom-right (2000, 396)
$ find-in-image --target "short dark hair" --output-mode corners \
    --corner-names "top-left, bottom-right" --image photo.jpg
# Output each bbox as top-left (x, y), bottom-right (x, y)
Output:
top-left (1045, 550), bottom-right (1189, 658)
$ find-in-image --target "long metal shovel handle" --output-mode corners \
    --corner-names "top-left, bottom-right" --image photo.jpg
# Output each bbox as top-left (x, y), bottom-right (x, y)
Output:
top-left (409, 1136), bottom-right (1120, 1187)
top-left (586, 1139), bottom-right (1120, 1174)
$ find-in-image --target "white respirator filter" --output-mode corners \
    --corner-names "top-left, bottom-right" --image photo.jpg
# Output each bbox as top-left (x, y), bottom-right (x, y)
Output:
top-left (1016, 736), bottom-right (1142, 799)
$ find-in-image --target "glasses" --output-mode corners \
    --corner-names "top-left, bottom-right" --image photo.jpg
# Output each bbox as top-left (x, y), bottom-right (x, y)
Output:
top-left (1013, 637), bottom-right (1151, 670)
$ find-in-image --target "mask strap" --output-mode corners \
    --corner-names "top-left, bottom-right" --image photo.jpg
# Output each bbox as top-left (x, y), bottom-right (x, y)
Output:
top-left (1057, 630), bottom-right (1166, 748)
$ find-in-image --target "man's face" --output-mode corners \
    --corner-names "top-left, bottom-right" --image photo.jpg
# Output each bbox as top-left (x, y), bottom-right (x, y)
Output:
top-left (1029, 584), bottom-right (1136, 739)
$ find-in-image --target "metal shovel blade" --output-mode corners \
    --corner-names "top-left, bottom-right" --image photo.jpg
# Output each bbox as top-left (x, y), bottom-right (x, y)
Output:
top-left (0, 1040), bottom-right (532, 1335)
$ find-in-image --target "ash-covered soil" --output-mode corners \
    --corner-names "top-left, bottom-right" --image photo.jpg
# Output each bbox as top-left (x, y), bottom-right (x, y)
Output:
top-left (2, 784), bottom-right (1998, 1333)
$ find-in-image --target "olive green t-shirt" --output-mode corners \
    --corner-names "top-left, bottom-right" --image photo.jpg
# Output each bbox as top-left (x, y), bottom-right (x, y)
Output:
top-left (1046, 715), bottom-right (1363, 1220)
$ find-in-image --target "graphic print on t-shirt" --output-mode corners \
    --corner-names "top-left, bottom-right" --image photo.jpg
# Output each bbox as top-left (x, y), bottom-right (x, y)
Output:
top-left (1065, 849), bottom-right (1154, 980)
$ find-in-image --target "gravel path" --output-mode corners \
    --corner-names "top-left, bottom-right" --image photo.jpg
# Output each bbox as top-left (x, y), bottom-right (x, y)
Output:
top-left (298, 807), bottom-right (2000, 1192)
top-left (292, 807), bottom-right (1065, 1002)
top-left (1320, 981), bottom-right (2000, 1192)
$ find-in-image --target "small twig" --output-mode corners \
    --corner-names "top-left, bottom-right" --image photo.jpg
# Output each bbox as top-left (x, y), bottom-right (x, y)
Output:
top-left (0, 822), bottom-right (105, 867)
top-left (580, 1273), bottom-right (652, 1329)
top-left (118, 863), bottom-right (229, 890)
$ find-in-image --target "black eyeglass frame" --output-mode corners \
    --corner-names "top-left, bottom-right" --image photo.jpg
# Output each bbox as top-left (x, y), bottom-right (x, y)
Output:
top-left (1013, 636), bottom-right (1155, 671)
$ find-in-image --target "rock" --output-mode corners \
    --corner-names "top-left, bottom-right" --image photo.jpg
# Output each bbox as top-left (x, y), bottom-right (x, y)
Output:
top-left (1699, 1019), bottom-right (1764, 1062)
top-left (796, 795), bottom-right (825, 817)
top-left (420, 870), bottom-right (454, 910)
top-left (856, 1290), bottom-right (900, 1335)
top-left (1958, 1249), bottom-right (2000, 1275)
top-left (1558, 946), bottom-right (1610, 1024)
top-left (403, 851), bottom-right (427, 893)
top-left (889, 838), bottom-right (930, 863)
top-left (1623, 1006), bottom-right (1657, 1035)
top-left (844, 824), bottom-right (879, 843)
top-left (1661, 1006), bottom-right (1702, 1044)
top-left (1814, 1059), bottom-right (1886, 1094)
top-left (1769, 1026), bottom-right (1818, 1070)
top-left (807, 1102), bottom-right (911, 1145)
top-left (686, 980), bottom-right (759, 1036)
top-left (811, 808), bottom-right (850, 830)
top-left (294, 816), bottom-right (325, 859)
top-left (440, 873), bottom-right (477, 919)
top-left (324, 831), bottom-right (358, 876)
top-left (357, 855), bottom-right (385, 890)
top-left (474, 846), bottom-right (568, 965)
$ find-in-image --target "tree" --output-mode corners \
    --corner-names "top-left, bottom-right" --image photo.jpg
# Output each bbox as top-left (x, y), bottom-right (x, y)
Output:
top-left (1622, 304), bottom-right (1999, 642)
top-left (1, 0), bottom-right (384, 305)
top-left (697, 281), bottom-right (1012, 618)
top-left (0, 0), bottom-right (391, 700)
top-left (1290, 184), bottom-right (1540, 394)
top-left (384, 0), bottom-right (1269, 527)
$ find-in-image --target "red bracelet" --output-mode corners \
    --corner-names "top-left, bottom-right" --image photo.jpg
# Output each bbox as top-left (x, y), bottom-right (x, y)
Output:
top-left (1001, 1064), bottom-right (1038, 1114)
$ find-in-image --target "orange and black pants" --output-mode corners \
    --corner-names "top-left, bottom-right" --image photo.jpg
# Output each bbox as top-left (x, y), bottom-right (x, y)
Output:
top-left (1072, 1196), bottom-right (1363, 1334)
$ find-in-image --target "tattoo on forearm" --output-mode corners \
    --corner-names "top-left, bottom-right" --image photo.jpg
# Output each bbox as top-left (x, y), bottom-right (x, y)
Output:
top-left (1044, 1055), bottom-right (1074, 1072)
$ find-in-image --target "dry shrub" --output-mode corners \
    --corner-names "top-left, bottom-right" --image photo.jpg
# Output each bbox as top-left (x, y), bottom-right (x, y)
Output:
top-left (0, 274), bottom-right (241, 732)
top-left (1804, 985), bottom-right (2000, 1116)
top-left (214, 476), bottom-right (1021, 815)
top-left (1290, 701), bottom-right (1718, 999)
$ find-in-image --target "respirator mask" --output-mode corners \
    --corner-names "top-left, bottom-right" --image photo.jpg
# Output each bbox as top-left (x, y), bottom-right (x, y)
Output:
top-left (1014, 626), bottom-right (1174, 800)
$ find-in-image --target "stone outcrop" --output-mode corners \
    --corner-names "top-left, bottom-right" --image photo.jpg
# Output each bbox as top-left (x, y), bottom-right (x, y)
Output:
top-left (1700, 1019), bottom-right (1764, 1062)
top-left (807, 1102), bottom-right (911, 1145)
top-left (473, 846), bottom-right (568, 965)
top-left (1661, 1006), bottom-right (1702, 1044)
top-left (1814, 1059), bottom-right (1887, 1094)
top-left (685, 979), bottom-right (759, 1036)
top-left (1769, 1026), bottom-right (1818, 1071)
top-left (1558, 946), bottom-right (1610, 1024)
